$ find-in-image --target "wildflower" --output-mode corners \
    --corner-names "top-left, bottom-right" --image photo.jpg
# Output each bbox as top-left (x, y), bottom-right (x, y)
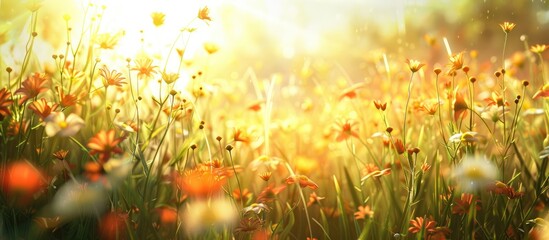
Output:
top-left (339, 82), bottom-right (366, 100)
top-left (256, 185), bottom-right (286, 203)
top-left (0, 88), bottom-right (13, 120)
top-left (259, 171), bottom-right (272, 181)
top-left (500, 22), bottom-right (516, 33)
top-left (448, 132), bottom-right (478, 143)
top-left (488, 181), bottom-right (525, 199)
top-left (285, 174), bottom-right (319, 190)
top-left (234, 217), bottom-right (264, 234)
top-left (452, 193), bottom-right (481, 215)
top-left (50, 180), bottom-right (108, 218)
top-left (233, 128), bottom-right (251, 143)
top-left (408, 216), bottom-right (437, 234)
top-left (453, 155), bottom-right (498, 191)
top-left (99, 211), bottom-right (128, 240)
top-left (131, 58), bottom-right (158, 79)
top-left (183, 197), bottom-right (237, 234)
top-left (44, 112), bottom-right (85, 137)
top-left (448, 52), bottom-right (464, 73)
top-left (485, 92), bottom-right (508, 107)
top-left (8, 119), bottom-right (28, 136)
top-left (249, 155), bottom-right (281, 171)
top-left (84, 161), bottom-right (103, 182)
top-left (333, 119), bottom-right (359, 142)
top-left (533, 84), bottom-right (549, 99)
top-left (15, 72), bottom-right (49, 104)
top-left (174, 166), bottom-right (227, 198)
top-left (87, 129), bottom-right (124, 163)
top-left (56, 87), bottom-right (78, 108)
top-left (373, 100), bottom-right (387, 111)
top-left (95, 32), bottom-right (123, 49)
top-left (204, 42), bottom-right (219, 54)
top-left (28, 99), bottom-right (57, 120)
top-left (531, 44), bottom-right (547, 54)
top-left (52, 150), bottom-right (69, 161)
top-left (1, 161), bottom-right (46, 206)
top-left (157, 207), bottom-right (177, 224)
top-left (307, 192), bottom-right (325, 207)
top-left (99, 65), bottom-right (126, 87)
top-left (453, 90), bottom-right (468, 121)
top-left (150, 12), bottom-right (166, 27)
top-left (114, 121), bottom-right (136, 133)
top-left (233, 188), bottom-right (252, 204)
top-left (420, 101), bottom-right (439, 115)
top-left (242, 203), bottom-right (270, 215)
top-left (393, 138), bottom-right (406, 154)
top-left (480, 105), bottom-right (508, 123)
top-left (354, 205), bottom-right (374, 219)
top-left (198, 6), bottom-right (212, 22)
top-left (406, 59), bottom-right (425, 73)
top-left (161, 72), bottom-right (179, 84)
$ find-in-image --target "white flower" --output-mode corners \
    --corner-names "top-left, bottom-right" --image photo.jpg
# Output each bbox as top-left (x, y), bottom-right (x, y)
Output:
top-left (44, 112), bottom-right (85, 137)
top-left (50, 180), bottom-right (108, 219)
top-left (249, 155), bottom-right (281, 171)
top-left (480, 105), bottom-right (508, 123)
top-left (449, 132), bottom-right (478, 143)
top-left (453, 155), bottom-right (498, 191)
top-left (182, 197), bottom-right (237, 234)
top-left (242, 203), bottom-right (270, 215)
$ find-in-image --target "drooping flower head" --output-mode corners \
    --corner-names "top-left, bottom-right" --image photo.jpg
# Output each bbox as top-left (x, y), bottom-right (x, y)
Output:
top-left (198, 6), bottom-right (212, 22)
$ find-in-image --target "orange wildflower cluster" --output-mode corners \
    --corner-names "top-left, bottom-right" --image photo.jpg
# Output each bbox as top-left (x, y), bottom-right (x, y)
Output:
top-left (488, 181), bottom-right (525, 199)
top-left (173, 164), bottom-right (229, 198)
top-left (452, 193), bottom-right (481, 215)
top-left (408, 216), bottom-right (450, 240)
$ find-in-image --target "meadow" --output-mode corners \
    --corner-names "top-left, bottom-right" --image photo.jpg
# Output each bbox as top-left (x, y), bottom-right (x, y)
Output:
top-left (1, 1), bottom-right (549, 239)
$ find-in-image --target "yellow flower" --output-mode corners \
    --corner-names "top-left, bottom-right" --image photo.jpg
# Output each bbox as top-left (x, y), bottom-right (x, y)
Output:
top-left (405, 59), bottom-right (425, 73)
top-left (499, 22), bottom-right (516, 33)
top-left (151, 12), bottom-right (166, 27)
top-left (204, 42), bottom-right (219, 54)
top-left (531, 44), bottom-right (547, 54)
top-left (161, 72), bottom-right (179, 84)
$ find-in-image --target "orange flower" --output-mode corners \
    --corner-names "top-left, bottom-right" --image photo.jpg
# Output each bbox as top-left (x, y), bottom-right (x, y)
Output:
top-left (500, 22), bottom-right (516, 33)
top-left (259, 171), bottom-right (272, 181)
top-left (285, 174), bottom-right (318, 190)
top-left (233, 128), bottom-right (251, 143)
top-left (157, 207), bottom-right (177, 224)
top-left (56, 86), bottom-right (78, 107)
top-left (406, 59), bottom-right (425, 73)
top-left (452, 193), bottom-right (481, 215)
top-left (488, 181), bottom-right (525, 199)
top-left (174, 166), bottom-right (227, 198)
top-left (99, 211), bottom-right (128, 240)
top-left (256, 185), bottom-right (286, 203)
top-left (533, 84), bottom-right (549, 99)
top-left (87, 129), bottom-right (124, 163)
top-left (1, 161), bottom-right (46, 206)
top-left (52, 149), bottom-right (69, 161)
top-left (453, 90), bottom-right (468, 121)
top-left (131, 58), bottom-right (158, 80)
top-left (233, 188), bottom-right (252, 204)
top-left (354, 205), bottom-right (374, 219)
top-left (247, 99), bottom-right (264, 111)
top-left (0, 88), bottom-right (14, 120)
top-left (333, 119), bottom-right (359, 142)
top-left (15, 72), bottom-right (49, 104)
top-left (408, 216), bottom-right (437, 234)
top-left (307, 192), bottom-right (325, 207)
top-left (198, 6), bottom-right (212, 22)
top-left (28, 98), bottom-right (58, 120)
top-left (100, 65), bottom-right (126, 87)
top-left (84, 161), bottom-right (103, 182)
top-left (393, 138), bottom-right (406, 155)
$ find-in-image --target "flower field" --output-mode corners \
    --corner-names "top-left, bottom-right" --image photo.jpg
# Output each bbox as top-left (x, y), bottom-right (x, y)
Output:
top-left (1, 1), bottom-right (549, 239)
